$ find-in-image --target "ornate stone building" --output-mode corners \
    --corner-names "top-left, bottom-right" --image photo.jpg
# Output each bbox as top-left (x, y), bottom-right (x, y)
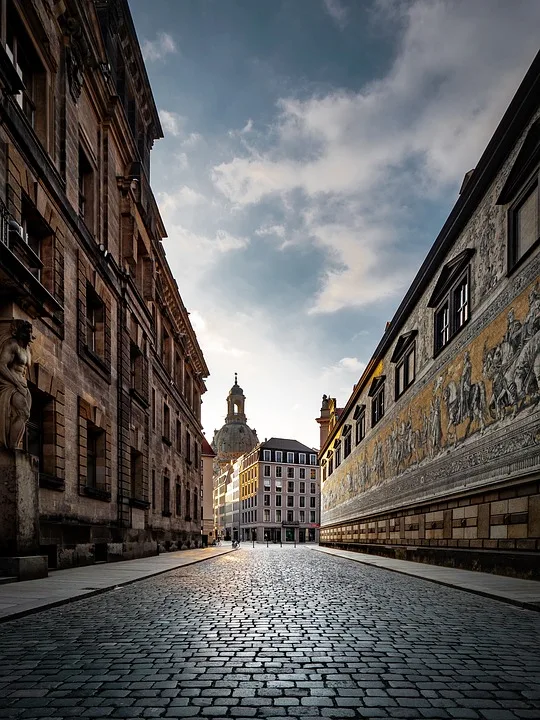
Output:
top-left (319, 51), bottom-right (540, 579)
top-left (0, 0), bottom-right (208, 578)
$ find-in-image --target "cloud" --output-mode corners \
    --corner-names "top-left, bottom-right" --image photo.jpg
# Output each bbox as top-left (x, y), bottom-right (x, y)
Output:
top-left (158, 109), bottom-right (185, 137)
top-left (141, 32), bottom-right (177, 62)
top-left (211, 0), bottom-right (540, 313)
top-left (323, 0), bottom-right (349, 30)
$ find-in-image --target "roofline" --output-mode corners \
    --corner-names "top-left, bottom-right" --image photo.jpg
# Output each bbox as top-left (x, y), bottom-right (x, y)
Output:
top-left (320, 49), bottom-right (540, 457)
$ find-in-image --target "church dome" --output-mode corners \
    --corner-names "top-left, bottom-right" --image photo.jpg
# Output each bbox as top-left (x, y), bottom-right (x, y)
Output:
top-left (212, 374), bottom-right (259, 466)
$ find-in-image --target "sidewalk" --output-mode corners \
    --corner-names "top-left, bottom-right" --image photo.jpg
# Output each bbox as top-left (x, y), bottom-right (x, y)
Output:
top-left (311, 545), bottom-right (540, 611)
top-left (0, 546), bottom-right (233, 623)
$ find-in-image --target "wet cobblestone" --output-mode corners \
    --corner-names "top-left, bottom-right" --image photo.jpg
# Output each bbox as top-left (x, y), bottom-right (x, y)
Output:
top-left (0, 545), bottom-right (539, 719)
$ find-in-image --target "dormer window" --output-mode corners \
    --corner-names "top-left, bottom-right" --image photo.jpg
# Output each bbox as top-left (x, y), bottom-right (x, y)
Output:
top-left (369, 376), bottom-right (386, 427)
top-left (391, 330), bottom-right (417, 399)
top-left (428, 249), bottom-right (474, 354)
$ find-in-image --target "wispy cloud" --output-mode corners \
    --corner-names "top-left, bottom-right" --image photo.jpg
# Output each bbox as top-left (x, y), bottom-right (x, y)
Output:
top-left (323, 0), bottom-right (349, 30)
top-left (141, 31), bottom-right (177, 63)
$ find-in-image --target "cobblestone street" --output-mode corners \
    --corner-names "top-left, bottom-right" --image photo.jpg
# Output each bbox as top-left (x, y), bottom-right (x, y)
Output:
top-left (1, 546), bottom-right (539, 720)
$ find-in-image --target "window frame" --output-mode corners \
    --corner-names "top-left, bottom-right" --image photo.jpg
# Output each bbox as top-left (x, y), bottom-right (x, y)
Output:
top-left (371, 384), bottom-right (385, 427)
top-left (508, 172), bottom-right (540, 272)
top-left (394, 342), bottom-right (416, 400)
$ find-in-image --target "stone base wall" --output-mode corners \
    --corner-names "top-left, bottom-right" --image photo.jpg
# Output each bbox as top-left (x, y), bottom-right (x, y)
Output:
top-left (320, 475), bottom-right (540, 579)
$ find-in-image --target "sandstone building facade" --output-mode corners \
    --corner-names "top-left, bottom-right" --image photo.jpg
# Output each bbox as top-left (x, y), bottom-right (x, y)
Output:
top-left (319, 52), bottom-right (540, 579)
top-left (0, 0), bottom-right (208, 575)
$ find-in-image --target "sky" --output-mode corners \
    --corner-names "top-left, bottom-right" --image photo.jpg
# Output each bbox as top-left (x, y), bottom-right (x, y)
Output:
top-left (128, 0), bottom-right (540, 450)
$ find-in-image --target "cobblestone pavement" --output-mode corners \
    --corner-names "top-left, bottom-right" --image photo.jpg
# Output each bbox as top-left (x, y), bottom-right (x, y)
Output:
top-left (1, 545), bottom-right (539, 720)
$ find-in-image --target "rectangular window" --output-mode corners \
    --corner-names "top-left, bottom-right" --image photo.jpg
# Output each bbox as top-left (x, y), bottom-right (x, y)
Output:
top-left (86, 284), bottom-right (105, 358)
top-left (328, 457), bottom-right (333, 475)
top-left (356, 411), bottom-right (366, 444)
top-left (310, 454), bottom-right (317, 465)
top-left (299, 481), bottom-right (305, 494)
top-left (276, 509), bottom-right (281, 522)
top-left (287, 452), bottom-right (294, 463)
top-left (310, 482), bottom-right (316, 494)
top-left (310, 511), bottom-right (316, 523)
top-left (372, 385), bottom-right (385, 426)
top-left (162, 474), bottom-right (171, 516)
top-left (263, 449), bottom-right (271, 461)
top-left (287, 481), bottom-right (294, 493)
top-left (130, 448), bottom-right (143, 499)
top-left (263, 465), bottom-right (270, 477)
top-left (287, 495), bottom-right (294, 507)
top-left (275, 466), bottom-right (282, 478)
top-left (78, 145), bottom-right (95, 232)
top-left (395, 343), bottom-right (416, 399)
top-left (186, 430), bottom-right (191, 462)
top-left (335, 445), bottom-right (341, 467)
top-left (310, 468), bottom-right (316, 480)
top-left (299, 453), bottom-right (306, 464)
top-left (275, 479), bottom-right (282, 493)
top-left (275, 451), bottom-right (283, 462)
top-left (509, 182), bottom-right (539, 269)
top-left (86, 421), bottom-right (105, 489)
top-left (299, 496), bottom-right (305, 507)
top-left (287, 466), bottom-right (294, 479)
top-left (299, 468), bottom-right (306, 479)
top-left (434, 269), bottom-right (470, 353)
top-left (310, 497), bottom-right (316, 508)
top-left (162, 403), bottom-right (170, 444)
top-left (287, 510), bottom-right (294, 523)
top-left (175, 480), bottom-right (181, 515)
top-left (264, 509), bottom-right (270, 522)
top-left (299, 510), bottom-right (305, 523)
top-left (176, 420), bottom-right (181, 453)
top-left (344, 434), bottom-right (351, 458)
top-left (264, 495), bottom-right (270, 506)
top-left (152, 469), bottom-right (156, 510)
top-left (275, 494), bottom-right (282, 507)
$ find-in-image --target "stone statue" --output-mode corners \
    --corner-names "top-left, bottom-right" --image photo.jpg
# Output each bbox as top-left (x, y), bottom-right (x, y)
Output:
top-left (0, 320), bottom-right (33, 450)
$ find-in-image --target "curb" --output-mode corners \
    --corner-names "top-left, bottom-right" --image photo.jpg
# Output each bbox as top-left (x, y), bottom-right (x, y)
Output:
top-left (311, 546), bottom-right (540, 613)
top-left (0, 548), bottom-right (235, 624)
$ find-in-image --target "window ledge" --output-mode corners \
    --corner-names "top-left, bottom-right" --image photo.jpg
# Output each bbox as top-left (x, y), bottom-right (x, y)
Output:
top-left (130, 387), bottom-right (150, 408)
top-left (39, 473), bottom-right (65, 491)
top-left (82, 345), bottom-right (111, 381)
top-left (82, 485), bottom-right (111, 502)
top-left (129, 497), bottom-right (150, 510)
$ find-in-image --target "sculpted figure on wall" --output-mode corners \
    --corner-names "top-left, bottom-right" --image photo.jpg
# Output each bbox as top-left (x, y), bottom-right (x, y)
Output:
top-left (0, 320), bottom-right (33, 450)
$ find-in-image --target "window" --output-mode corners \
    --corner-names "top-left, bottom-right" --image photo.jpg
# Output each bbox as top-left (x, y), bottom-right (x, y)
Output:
top-left (185, 484), bottom-right (191, 521)
top-left (370, 377), bottom-right (385, 427)
top-left (130, 448), bottom-right (143, 500)
top-left (18, 195), bottom-right (50, 282)
top-left (263, 449), bottom-right (271, 461)
top-left (287, 467), bottom-right (294, 479)
top-left (428, 250), bottom-right (473, 354)
top-left (24, 387), bottom-right (53, 476)
top-left (78, 145), bottom-right (95, 231)
top-left (264, 495), bottom-right (270, 506)
top-left (310, 482), bottom-right (316, 494)
top-left (193, 491), bottom-right (198, 522)
top-left (354, 405), bottom-right (366, 445)
top-left (344, 433), bottom-right (351, 458)
top-left (394, 337), bottom-right (416, 400)
top-left (275, 479), bottom-right (282, 493)
top-left (299, 511), bottom-right (305, 523)
top-left (310, 468), bottom-right (316, 480)
top-left (276, 494), bottom-right (282, 507)
top-left (299, 496), bottom-right (305, 508)
top-left (310, 511), bottom-right (316, 523)
top-left (299, 481), bottom-right (305, 494)
top-left (276, 509), bottom-right (281, 522)
top-left (299, 453), bottom-right (306, 464)
top-left (287, 495), bottom-right (294, 507)
top-left (287, 511), bottom-right (294, 523)
top-left (263, 465), bottom-right (270, 477)
top-left (130, 342), bottom-right (148, 404)
top-left (310, 497), bottom-right (316, 508)
top-left (275, 451), bottom-right (283, 462)
top-left (162, 473), bottom-right (171, 516)
top-left (264, 477), bottom-right (271, 492)
top-left (299, 468), bottom-right (306, 479)
top-left (335, 444), bottom-right (341, 468)
top-left (328, 457), bottom-right (334, 475)
top-left (287, 452), bottom-right (294, 463)
top-left (264, 509), bottom-right (270, 522)
top-left (285, 480), bottom-right (293, 493)
top-left (176, 420), bottom-right (182, 453)
top-left (194, 442), bottom-right (199, 470)
top-left (186, 430), bottom-right (191, 462)
top-left (162, 403), bottom-right (170, 444)
top-left (175, 480), bottom-right (182, 515)
top-left (86, 284), bottom-right (105, 358)
top-left (152, 469), bottom-right (156, 510)
top-left (275, 466), bottom-right (282, 478)
top-left (87, 421), bottom-right (105, 489)
top-left (310, 454), bottom-right (317, 465)
top-left (509, 180), bottom-right (539, 269)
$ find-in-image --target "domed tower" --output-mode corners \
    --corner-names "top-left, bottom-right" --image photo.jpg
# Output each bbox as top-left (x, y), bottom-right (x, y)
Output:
top-left (212, 374), bottom-right (259, 469)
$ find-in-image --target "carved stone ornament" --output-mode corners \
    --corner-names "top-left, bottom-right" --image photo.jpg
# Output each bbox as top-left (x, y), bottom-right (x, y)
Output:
top-left (0, 320), bottom-right (33, 450)
top-left (65, 45), bottom-right (84, 101)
